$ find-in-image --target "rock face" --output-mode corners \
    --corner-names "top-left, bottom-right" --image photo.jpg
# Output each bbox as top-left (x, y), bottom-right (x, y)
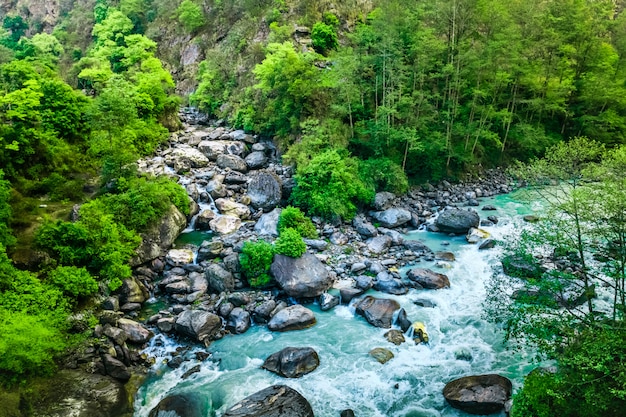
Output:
top-left (270, 254), bottom-right (333, 298)
top-left (407, 268), bottom-right (451, 289)
top-left (355, 296), bottom-right (401, 328)
top-left (149, 394), bottom-right (204, 417)
top-left (248, 171), bottom-right (282, 211)
top-left (175, 310), bottom-right (222, 344)
top-left (443, 374), bottom-right (513, 415)
top-left (222, 385), bottom-right (314, 417)
top-left (435, 208), bottom-right (480, 234)
top-left (262, 347), bottom-right (320, 378)
top-left (267, 305), bottom-right (316, 331)
top-left (132, 205), bottom-right (187, 266)
top-left (371, 208), bottom-right (412, 228)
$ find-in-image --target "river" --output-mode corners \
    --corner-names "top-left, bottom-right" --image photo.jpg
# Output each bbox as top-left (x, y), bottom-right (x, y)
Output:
top-left (133, 192), bottom-right (542, 417)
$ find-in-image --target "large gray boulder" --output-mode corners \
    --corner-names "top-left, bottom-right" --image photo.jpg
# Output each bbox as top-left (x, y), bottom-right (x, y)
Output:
top-left (245, 151), bottom-right (268, 169)
top-left (373, 192), bottom-right (396, 211)
top-left (353, 215), bottom-right (378, 237)
top-left (132, 205), bottom-right (187, 266)
top-left (215, 198), bottom-right (250, 219)
top-left (222, 385), bottom-right (314, 417)
top-left (117, 318), bottom-right (153, 344)
top-left (226, 307), bottom-right (251, 334)
top-left (267, 305), bottom-right (316, 331)
top-left (407, 268), bottom-right (450, 289)
top-left (102, 354), bottom-right (131, 382)
top-left (443, 374), bottom-right (512, 415)
top-left (217, 154), bottom-right (248, 172)
top-left (248, 171), bottom-right (282, 212)
top-left (254, 208), bottom-right (281, 236)
top-left (435, 208), bottom-right (480, 234)
top-left (371, 208), bottom-right (412, 228)
top-left (175, 310), bottom-right (222, 344)
top-left (355, 296), bottom-right (401, 328)
top-left (270, 254), bottom-right (333, 298)
top-left (149, 394), bottom-right (204, 417)
top-left (170, 146), bottom-right (210, 168)
top-left (209, 215), bottom-right (242, 235)
top-left (262, 347), bottom-right (320, 378)
top-left (205, 263), bottom-right (235, 293)
top-left (367, 235), bottom-right (393, 254)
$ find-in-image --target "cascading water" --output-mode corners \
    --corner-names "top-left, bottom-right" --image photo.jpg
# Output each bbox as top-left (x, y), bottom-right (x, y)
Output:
top-left (133, 193), bottom-right (541, 417)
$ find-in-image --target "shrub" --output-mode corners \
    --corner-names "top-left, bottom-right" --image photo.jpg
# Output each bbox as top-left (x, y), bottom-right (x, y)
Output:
top-left (240, 240), bottom-right (275, 288)
top-left (177, 0), bottom-right (206, 33)
top-left (311, 21), bottom-right (338, 54)
top-left (359, 157), bottom-right (409, 195)
top-left (47, 266), bottom-right (99, 299)
top-left (277, 206), bottom-right (317, 238)
top-left (274, 227), bottom-right (306, 258)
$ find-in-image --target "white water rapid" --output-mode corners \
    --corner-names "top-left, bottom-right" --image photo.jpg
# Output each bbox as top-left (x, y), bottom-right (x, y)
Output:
top-left (133, 193), bottom-right (540, 417)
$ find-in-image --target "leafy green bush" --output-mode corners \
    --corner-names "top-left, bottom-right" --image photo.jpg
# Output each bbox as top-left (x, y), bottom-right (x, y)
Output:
top-left (359, 157), bottom-right (409, 195)
top-left (240, 240), bottom-right (275, 288)
top-left (274, 227), bottom-right (307, 258)
top-left (291, 149), bottom-right (374, 221)
top-left (0, 169), bottom-right (15, 248)
top-left (278, 206), bottom-right (318, 238)
top-left (177, 0), bottom-right (206, 33)
top-left (47, 266), bottom-right (98, 299)
top-left (311, 21), bottom-right (338, 54)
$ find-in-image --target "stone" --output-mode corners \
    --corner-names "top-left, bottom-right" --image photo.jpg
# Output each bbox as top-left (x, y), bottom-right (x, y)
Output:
top-left (329, 231), bottom-right (348, 245)
top-left (479, 239), bottom-right (497, 250)
top-left (353, 215), bottom-right (378, 237)
top-left (369, 347), bottom-right (394, 364)
top-left (248, 171), bottom-right (282, 211)
top-left (414, 299), bottom-right (437, 308)
top-left (194, 209), bottom-right (216, 230)
top-left (226, 307), bottom-right (251, 334)
top-left (395, 308), bottom-right (412, 333)
top-left (501, 255), bottom-right (544, 279)
top-left (523, 215), bottom-right (540, 223)
top-left (262, 347), bottom-right (320, 378)
top-left (148, 394), bottom-right (204, 417)
top-left (270, 254), bottom-right (333, 298)
top-left (443, 374), bottom-right (512, 415)
top-left (355, 296), bottom-right (401, 328)
top-left (102, 354), bottom-right (130, 382)
top-left (166, 249), bottom-right (194, 267)
top-left (170, 146), bottom-right (210, 168)
top-left (222, 385), bottom-right (314, 417)
top-left (215, 198), bottom-right (250, 219)
top-left (217, 154), bottom-right (248, 172)
top-left (373, 192), bottom-right (396, 211)
top-left (351, 262), bottom-right (367, 273)
top-left (252, 299), bottom-right (276, 324)
top-left (339, 287), bottom-right (364, 303)
top-left (354, 275), bottom-right (373, 290)
top-left (435, 251), bottom-right (455, 261)
top-left (384, 329), bottom-right (406, 345)
top-left (466, 227), bottom-right (490, 244)
top-left (482, 205), bottom-right (497, 211)
top-left (245, 151), bottom-right (268, 169)
top-left (254, 208), bottom-right (281, 236)
top-left (157, 317), bottom-right (176, 333)
top-left (407, 268), bottom-right (450, 289)
top-left (340, 410), bottom-right (355, 417)
top-left (303, 239), bottom-right (328, 251)
top-left (132, 205), bottom-right (187, 266)
top-left (209, 215), bottom-right (242, 235)
top-left (103, 325), bottom-right (127, 346)
top-left (378, 227), bottom-right (404, 245)
top-left (117, 318), bottom-right (153, 344)
top-left (267, 305), bottom-right (316, 332)
top-left (371, 208), bottom-right (412, 228)
top-left (435, 208), bottom-right (480, 234)
top-left (205, 263), bottom-right (235, 292)
top-left (119, 277), bottom-right (146, 304)
top-left (367, 235), bottom-right (393, 254)
top-left (319, 292), bottom-right (339, 311)
top-left (175, 310), bottom-right (222, 344)
top-left (196, 240), bottom-right (223, 263)
top-left (373, 272), bottom-right (408, 295)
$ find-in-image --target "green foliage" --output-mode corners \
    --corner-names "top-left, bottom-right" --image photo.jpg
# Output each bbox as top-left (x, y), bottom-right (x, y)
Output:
top-left (291, 149), bottom-right (374, 221)
top-left (358, 157), bottom-right (408, 194)
top-left (47, 266), bottom-right (98, 299)
top-left (177, 0), bottom-right (206, 33)
top-left (274, 227), bottom-right (307, 258)
top-left (0, 170), bottom-right (15, 248)
top-left (278, 206), bottom-right (318, 239)
top-left (311, 21), bottom-right (338, 54)
top-left (240, 240), bottom-right (275, 288)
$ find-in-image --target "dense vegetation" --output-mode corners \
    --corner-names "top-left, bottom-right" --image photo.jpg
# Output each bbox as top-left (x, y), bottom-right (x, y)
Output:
top-left (486, 138), bottom-right (626, 416)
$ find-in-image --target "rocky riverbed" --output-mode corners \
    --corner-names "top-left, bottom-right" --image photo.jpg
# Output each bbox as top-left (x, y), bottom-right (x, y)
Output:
top-left (45, 108), bottom-right (519, 417)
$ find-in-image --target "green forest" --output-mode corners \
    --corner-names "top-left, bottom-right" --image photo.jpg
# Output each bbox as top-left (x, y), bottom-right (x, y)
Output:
top-left (0, 0), bottom-right (625, 415)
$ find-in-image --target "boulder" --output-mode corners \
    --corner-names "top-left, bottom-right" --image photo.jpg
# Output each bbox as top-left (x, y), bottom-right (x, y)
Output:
top-left (367, 235), bottom-right (393, 254)
top-left (166, 249), bottom-right (195, 267)
top-left (303, 239), bottom-right (328, 251)
top-left (254, 208), bottom-right (281, 236)
top-left (384, 329), bottom-right (406, 345)
top-left (373, 272), bottom-right (408, 295)
top-left (194, 209), bottom-right (216, 230)
top-left (355, 296), bottom-right (401, 328)
top-left (119, 277), bottom-right (146, 304)
top-left (435, 208), bottom-right (480, 234)
top-left (353, 215), bottom-right (378, 237)
top-left (132, 205), bottom-right (187, 266)
top-left (443, 374), bottom-right (512, 415)
top-left (355, 275), bottom-right (373, 290)
top-left (226, 307), bottom-right (251, 334)
top-left (117, 318), bottom-right (153, 344)
top-left (205, 263), bottom-right (235, 293)
top-left (248, 171), bottom-right (282, 212)
top-left (479, 239), bottom-right (497, 250)
top-left (262, 347), bottom-right (320, 378)
top-left (209, 215), bottom-right (242, 235)
top-left (245, 151), bottom-right (268, 169)
top-left (170, 146), bottom-right (210, 168)
top-left (196, 240), bottom-right (223, 263)
top-left (369, 347), bottom-right (394, 364)
top-left (270, 254), bottom-right (333, 298)
top-left (215, 198), bottom-right (250, 219)
top-left (102, 354), bottom-right (130, 382)
top-left (339, 287), bottom-right (364, 304)
top-left (435, 251), bottom-right (455, 262)
top-left (319, 292), bottom-right (339, 311)
top-left (175, 310), bottom-right (222, 344)
top-left (501, 255), bottom-right (544, 279)
top-left (407, 268), bottom-right (450, 289)
top-left (373, 192), bottom-right (396, 211)
top-left (148, 394), bottom-right (204, 417)
top-left (466, 227), bottom-right (490, 244)
top-left (267, 305), bottom-right (316, 332)
top-left (222, 385), bottom-right (314, 417)
top-left (217, 154), bottom-right (248, 172)
top-left (371, 208), bottom-right (412, 228)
